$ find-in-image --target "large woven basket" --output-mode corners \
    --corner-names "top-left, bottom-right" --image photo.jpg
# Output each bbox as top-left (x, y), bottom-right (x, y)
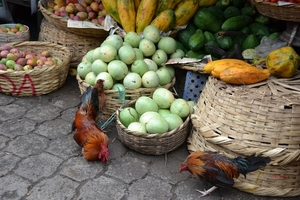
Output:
top-left (0, 41), bottom-right (71, 96)
top-left (0, 24), bottom-right (30, 44)
top-left (38, 0), bottom-right (109, 38)
top-left (188, 74), bottom-right (300, 197)
top-left (76, 74), bottom-right (176, 120)
top-left (116, 101), bottom-right (191, 155)
top-left (38, 18), bottom-right (105, 68)
top-left (253, 0), bottom-right (300, 22)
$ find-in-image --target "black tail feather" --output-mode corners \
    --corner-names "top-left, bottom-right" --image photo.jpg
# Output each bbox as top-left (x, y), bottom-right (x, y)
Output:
top-left (234, 154), bottom-right (271, 177)
top-left (80, 86), bottom-right (99, 116)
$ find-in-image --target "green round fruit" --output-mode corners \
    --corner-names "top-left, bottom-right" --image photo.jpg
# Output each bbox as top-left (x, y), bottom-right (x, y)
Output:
top-left (131, 59), bottom-right (148, 76)
top-left (102, 34), bottom-right (123, 50)
top-left (139, 38), bottom-right (156, 57)
top-left (156, 67), bottom-right (172, 86)
top-left (143, 25), bottom-right (161, 43)
top-left (107, 60), bottom-right (128, 80)
top-left (123, 72), bottom-right (142, 89)
top-left (135, 96), bottom-right (158, 115)
top-left (152, 87), bottom-right (175, 109)
top-left (127, 122), bottom-right (147, 133)
top-left (98, 44), bottom-right (117, 63)
top-left (145, 116), bottom-right (168, 134)
top-left (141, 71), bottom-right (160, 88)
top-left (124, 31), bottom-right (142, 48)
top-left (151, 49), bottom-right (168, 66)
top-left (157, 36), bottom-right (177, 54)
top-left (119, 107), bottom-right (139, 128)
top-left (118, 45), bottom-right (136, 65)
top-left (164, 113), bottom-right (183, 131)
top-left (170, 98), bottom-right (190, 118)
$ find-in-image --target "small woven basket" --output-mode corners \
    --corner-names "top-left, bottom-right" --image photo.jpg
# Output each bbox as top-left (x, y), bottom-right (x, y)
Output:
top-left (253, 0), bottom-right (300, 22)
top-left (187, 74), bottom-right (300, 196)
top-left (116, 101), bottom-right (191, 155)
top-left (38, 18), bottom-right (105, 68)
top-left (0, 24), bottom-right (30, 44)
top-left (0, 41), bottom-right (71, 96)
top-left (76, 74), bottom-right (176, 120)
top-left (38, 0), bottom-right (109, 38)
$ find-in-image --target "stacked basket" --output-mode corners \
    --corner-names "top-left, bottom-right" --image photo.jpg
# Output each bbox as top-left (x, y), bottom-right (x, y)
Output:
top-left (38, 18), bottom-right (105, 68)
top-left (188, 74), bottom-right (300, 197)
top-left (38, 0), bottom-right (109, 68)
top-left (0, 24), bottom-right (30, 44)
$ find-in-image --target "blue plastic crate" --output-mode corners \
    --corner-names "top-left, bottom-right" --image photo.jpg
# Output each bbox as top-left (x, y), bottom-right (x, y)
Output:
top-left (183, 71), bottom-right (209, 102)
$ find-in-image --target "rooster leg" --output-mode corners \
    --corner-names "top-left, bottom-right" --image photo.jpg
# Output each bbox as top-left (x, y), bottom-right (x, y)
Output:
top-left (196, 186), bottom-right (218, 197)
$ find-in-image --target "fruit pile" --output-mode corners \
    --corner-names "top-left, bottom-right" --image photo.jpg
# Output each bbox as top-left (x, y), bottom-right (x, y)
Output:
top-left (103, 0), bottom-right (199, 33)
top-left (0, 23), bottom-right (29, 35)
top-left (77, 25), bottom-right (184, 90)
top-left (176, 0), bottom-right (282, 60)
top-left (0, 44), bottom-right (61, 71)
top-left (46, 0), bottom-right (107, 25)
top-left (119, 88), bottom-right (195, 134)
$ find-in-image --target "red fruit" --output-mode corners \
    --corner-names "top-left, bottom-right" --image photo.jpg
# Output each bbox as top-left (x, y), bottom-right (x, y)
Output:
top-left (90, 2), bottom-right (100, 12)
top-left (0, 50), bottom-right (9, 58)
top-left (16, 57), bottom-right (27, 66)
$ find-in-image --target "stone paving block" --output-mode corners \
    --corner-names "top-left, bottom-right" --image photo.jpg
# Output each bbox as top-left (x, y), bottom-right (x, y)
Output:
top-left (0, 153), bottom-right (20, 176)
top-left (60, 157), bottom-right (104, 182)
top-left (14, 96), bottom-right (51, 110)
top-left (24, 105), bottom-right (63, 123)
top-left (49, 93), bottom-right (80, 109)
top-left (35, 118), bottom-right (72, 140)
top-left (128, 175), bottom-right (173, 200)
top-left (26, 175), bottom-right (80, 200)
top-left (0, 95), bottom-right (15, 105)
top-left (0, 118), bottom-right (36, 138)
top-left (46, 134), bottom-right (80, 159)
top-left (77, 175), bottom-right (126, 200)
top-left (61, 107), bottom-right (78, 123)
top-left (105, 155), bottom-right (149, 184)
top-left (0, 135), bottom-right (9, 149)
top-left (5, 134), bottom-right (50, 158)
top-left (14, 152), bottom-right (63, 182)
top-left (0, 174), bottom-right (31, 200)
top-left (148, 153), bottom-right (189, 184)
top-left (0, 104), bottom-right (27, 121)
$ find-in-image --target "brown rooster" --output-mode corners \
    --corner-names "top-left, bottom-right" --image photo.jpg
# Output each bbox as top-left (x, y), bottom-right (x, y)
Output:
top-left (94, 79), bottom-right (106, 111)
top-left (180, 151), bottom-right (271, 197)
top-left (72, 85), bottom-right (110, 162)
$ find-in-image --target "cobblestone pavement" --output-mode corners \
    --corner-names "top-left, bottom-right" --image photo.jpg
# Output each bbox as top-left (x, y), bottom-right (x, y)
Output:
top-left (0, 75), bottom-right (298, 200)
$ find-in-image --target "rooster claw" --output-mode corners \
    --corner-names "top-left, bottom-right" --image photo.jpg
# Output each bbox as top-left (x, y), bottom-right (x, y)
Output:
top-left (195, 186), bottom-right (218, 198)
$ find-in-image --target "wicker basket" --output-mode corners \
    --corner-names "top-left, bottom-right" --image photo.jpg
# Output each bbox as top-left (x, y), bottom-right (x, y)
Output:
top-left (0, 41), bottom-right (71, 96)
top-left (76, 74), bottom-right (176, 120)
top-left (38, 18), bottom-right (105, 68)
top-left (0, 24), bottom-right (30, 44)
top-left (38, 0), bottom-right (109, 38)
top-left (253, 0), bottom-right (300, 22)
top-left (187, 74), bottom-right (300, 197)
top-left (116, 101), bottom-right (191, 155)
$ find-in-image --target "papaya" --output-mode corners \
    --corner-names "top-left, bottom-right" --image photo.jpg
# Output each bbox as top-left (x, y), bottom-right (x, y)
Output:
top-left (266, 46), bottom-right (300, 78)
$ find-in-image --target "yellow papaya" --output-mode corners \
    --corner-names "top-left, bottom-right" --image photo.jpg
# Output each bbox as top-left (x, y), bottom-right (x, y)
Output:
top-left (266, 46), bottom-right (300, 78)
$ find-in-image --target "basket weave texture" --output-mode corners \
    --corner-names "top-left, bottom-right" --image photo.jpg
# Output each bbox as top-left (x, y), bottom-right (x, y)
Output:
top-left (116, 102), bottom-right (191, 155)
top-left (0, 24), bottom-right (30, 44)
top-left (76, 74), bottom-right (176, 120)
top-left (38, 18), bottom-right (105, 68)
top-left (253, 0), bottom-right (300, 22)
top-left (0, 41), bottom-right (71, 96)
top-left (188, 74), bottom-right (300, 197)
top-left (38, 0), bottom-right (109, 38)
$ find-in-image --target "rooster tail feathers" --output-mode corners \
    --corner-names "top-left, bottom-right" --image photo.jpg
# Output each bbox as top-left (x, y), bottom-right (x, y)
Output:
top-left (80, 86), bottom-right (99, 114)
top-left (246, 154), bottom-right (271, 173)
top-left (235, 154), bottom-right (271, 177)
